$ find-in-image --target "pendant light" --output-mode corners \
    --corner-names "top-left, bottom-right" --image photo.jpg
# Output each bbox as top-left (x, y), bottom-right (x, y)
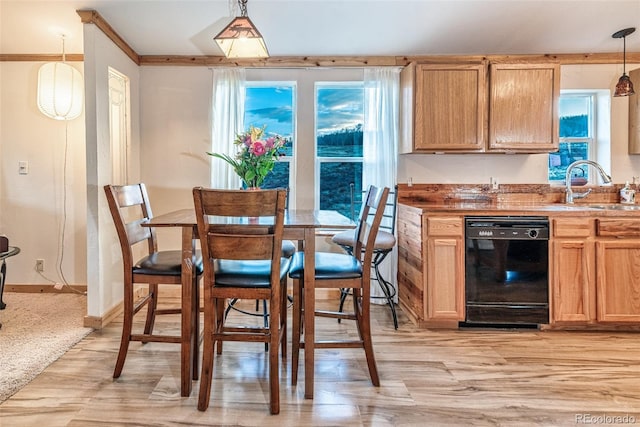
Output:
top-left (214, 0), bottom-right (269, 59)
top-left (37, 36), bottom-right (84, 120)
top-left (612, 27), bottom-right (636, 97)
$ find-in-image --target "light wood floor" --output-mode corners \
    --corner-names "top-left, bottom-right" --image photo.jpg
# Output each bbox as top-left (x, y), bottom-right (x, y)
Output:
top-left (2, 297), bottom-right (640, 426)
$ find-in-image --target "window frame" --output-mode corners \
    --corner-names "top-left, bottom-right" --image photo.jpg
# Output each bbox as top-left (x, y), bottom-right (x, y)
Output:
top-left (314, 81), bottom-right (364, 214)
top-left (549, 92), bottom-right (597, 185)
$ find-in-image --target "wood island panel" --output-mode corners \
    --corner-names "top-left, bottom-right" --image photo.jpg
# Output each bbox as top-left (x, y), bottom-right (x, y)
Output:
top-left (397, 205), bottom-right (425, 324)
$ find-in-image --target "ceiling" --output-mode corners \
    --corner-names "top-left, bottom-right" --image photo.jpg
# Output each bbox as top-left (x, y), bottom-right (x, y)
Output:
top-left (2, 0), bottom-right (640, 58)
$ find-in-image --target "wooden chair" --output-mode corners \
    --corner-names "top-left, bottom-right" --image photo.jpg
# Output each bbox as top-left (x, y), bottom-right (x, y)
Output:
top-left (332, 184), bottom-right (399, 328)
top-left (289, 185), bottom-right (389, 392)
top-left (103, 183), bottom-right (203, 381)
top-left (223, 187), bottom-right (296, 351)
top-left (193, 187), bottom-right (289, 415)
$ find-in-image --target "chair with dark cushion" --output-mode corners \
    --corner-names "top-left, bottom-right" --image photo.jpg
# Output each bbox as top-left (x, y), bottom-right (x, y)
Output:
top-left (332, 185), bottom-right (398, 328)
top-left (223, 188), bottom-right (296, 351)
top-left (103, 183), bottom-right (204, 381)
top-left (289, 185), bottom-right (389, 393)
top-left (193, 187), bottom-right (289, 415)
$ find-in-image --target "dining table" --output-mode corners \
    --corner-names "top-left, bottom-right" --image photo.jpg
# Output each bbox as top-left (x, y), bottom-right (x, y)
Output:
top-left (144, 208), bottom-right (355, 398)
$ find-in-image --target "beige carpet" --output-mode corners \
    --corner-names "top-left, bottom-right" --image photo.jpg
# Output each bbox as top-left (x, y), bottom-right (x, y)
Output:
top-left (0, 292), bottom-right (92, 402)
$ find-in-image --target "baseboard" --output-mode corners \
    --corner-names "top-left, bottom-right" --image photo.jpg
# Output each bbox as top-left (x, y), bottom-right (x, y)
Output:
top-left (5, 284), bottom-right (87, 294)
top-left (84, 302), bottom-right (124, 329)
top-left (84, 288), bottom-right (146, 329)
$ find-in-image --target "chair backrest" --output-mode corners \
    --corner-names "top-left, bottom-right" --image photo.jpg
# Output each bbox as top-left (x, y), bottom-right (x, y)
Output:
top-left (353, 186), bottom-right (390, 269)
top-left (192, 188), bottom-right (287, 283)
top-left (104, 183), bottom-right (157, 271)
top-left (350, 184), bottom-right (397, 235)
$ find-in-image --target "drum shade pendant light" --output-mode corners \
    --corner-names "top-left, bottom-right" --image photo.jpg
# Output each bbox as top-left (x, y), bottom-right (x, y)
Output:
top-left (613, 27), bottom-right (636, 97)
top-left (37, 36), bottom-right (84, 120)
top-left (214, 0), bottom-right (269, 58)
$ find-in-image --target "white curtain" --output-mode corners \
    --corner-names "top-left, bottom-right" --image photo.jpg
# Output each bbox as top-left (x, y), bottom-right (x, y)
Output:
top-left (210, 68), bottom-right (246, 189)
top-left (363, 67), bottom-right (401, 302)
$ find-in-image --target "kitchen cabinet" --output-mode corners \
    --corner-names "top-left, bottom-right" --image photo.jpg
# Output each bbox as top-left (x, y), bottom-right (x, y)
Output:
top-left (550, 218), bottom-right (596, 323)
top-left (426, 217), bottom-right (465, 321)
top-left (400, 62), bottom-right (486, 152)
top-left (628, 67), bottom-right (640, 154)
top-left (550, 216), bottom-right (640, 325)
top-left (488, 63), bottom-right (559, 152)
top-left (397, 205), bottom-right (464, 327)
top-left (399, 61), bottom-right (559, 154)
top-left (595, 219), bottom-right (640, 322)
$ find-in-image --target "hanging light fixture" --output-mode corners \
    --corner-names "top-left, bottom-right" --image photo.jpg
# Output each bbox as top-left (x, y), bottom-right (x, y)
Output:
top-left (214, 0), bottom-right (269, 58)
top-left (612, 27), bottom-right (636, 97)
top-left (37, 35), bottom-right (84, 120)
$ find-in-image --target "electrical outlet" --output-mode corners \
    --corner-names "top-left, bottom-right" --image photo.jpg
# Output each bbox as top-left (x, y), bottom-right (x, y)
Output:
top-left (36, 259), bottom-right (44, 272)
top-left (490, 177), bottom-right (499, 190)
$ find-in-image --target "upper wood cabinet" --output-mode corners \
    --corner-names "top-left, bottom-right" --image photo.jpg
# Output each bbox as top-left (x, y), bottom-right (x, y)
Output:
top-left (400, 61), bottom-right (560, 154)
top-left (400, 62), bottom-right (486, 152)
top-left (488, 63), bottom-right (560, 152)
top-left (628, 68), bottom-right (640, 154)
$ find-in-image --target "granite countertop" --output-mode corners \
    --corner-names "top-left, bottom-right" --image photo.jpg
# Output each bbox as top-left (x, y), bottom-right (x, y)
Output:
top-left (400, 201), bottom-right (640, 217)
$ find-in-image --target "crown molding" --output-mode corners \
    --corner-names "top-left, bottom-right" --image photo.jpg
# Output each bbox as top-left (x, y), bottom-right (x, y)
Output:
top-left (76, 9), bottom-right (140, 65)
top-left (0, 54), bottom-right (83, 62)
top-left (1, 10), bottom-right (636, 68)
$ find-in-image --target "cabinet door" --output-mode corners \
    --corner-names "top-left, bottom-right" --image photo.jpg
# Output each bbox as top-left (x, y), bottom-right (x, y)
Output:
top-left (426, 233), bottom-right (465, 321)
top-left (425, 217), bottom-right (464, 321)
top-left (413, 63), bottom-right (487, 152)
top-left (596, 240), bottom-right (640, 322)
top-left (489, 63), bottom-right (559, 152)
top-left (551, 240), bottom-right (596, 323)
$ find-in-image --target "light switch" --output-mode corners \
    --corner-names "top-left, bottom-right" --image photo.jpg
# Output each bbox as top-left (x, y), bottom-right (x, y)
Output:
top-left (18, 161), bottom-right (28, 175)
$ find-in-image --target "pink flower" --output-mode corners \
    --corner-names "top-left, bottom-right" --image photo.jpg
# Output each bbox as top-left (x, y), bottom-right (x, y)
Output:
top-left (265, 137), bottom-right (275, 149)
top-left (251, 140), bottom-right (266, 156)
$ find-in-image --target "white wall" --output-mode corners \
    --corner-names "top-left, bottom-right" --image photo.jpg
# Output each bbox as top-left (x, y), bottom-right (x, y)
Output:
top-left (0, 61), bottom-right (86, 289)
top-left (83, 24), bottom-right (141, 317)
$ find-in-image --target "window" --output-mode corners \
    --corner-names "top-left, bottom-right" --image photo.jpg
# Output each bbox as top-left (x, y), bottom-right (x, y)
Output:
top-left (315, 83), bottom-right (364, 218)
top-left (243, 83), bottom-right (295, 190)
top-left (548, 94), bottom-right (595, 183)
top-left (243, 68), bottom-right (365, 211)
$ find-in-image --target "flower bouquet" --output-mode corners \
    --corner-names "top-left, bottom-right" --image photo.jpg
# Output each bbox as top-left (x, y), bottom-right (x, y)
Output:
top-left (208, 125), bottom-right (285, 188)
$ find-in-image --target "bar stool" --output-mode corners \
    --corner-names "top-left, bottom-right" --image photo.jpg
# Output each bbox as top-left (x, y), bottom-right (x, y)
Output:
top-left (331, 185), bottom-right (398, 329)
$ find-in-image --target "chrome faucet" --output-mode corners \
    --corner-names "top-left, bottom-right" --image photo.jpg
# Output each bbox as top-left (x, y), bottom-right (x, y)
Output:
top-left (565, 160), bottom-right (612, 203)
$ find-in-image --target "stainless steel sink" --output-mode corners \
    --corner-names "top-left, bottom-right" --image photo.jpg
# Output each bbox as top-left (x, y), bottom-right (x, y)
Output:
top-left (585, 204), bottom-right (640, 211)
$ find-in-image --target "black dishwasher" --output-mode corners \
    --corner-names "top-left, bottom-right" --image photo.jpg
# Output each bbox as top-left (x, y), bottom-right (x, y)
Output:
top-left (463, 216), bottom-right (549, 327)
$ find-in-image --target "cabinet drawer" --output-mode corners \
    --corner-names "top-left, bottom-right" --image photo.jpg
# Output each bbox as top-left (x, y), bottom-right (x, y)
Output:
top-left (553, 218), bottom-right (593, 238)
top-left (427, 217), bottom-right (463, 236)
top-left (597, 219), bottom-right (640, 237)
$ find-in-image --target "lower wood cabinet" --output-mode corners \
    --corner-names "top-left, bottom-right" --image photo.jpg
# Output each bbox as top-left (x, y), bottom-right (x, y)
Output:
top-left (595, 218), bottom-right (640, 322)
top-left (398, 209), bottom-right (640, 329)
top-left (425, 217), bottom-right (465, 321)
top-left (551, 216), bottom-right (640, 325)
top-left (397, 205), bottom-right (464, 327)
top-left (551, 218), bottom-right (596, 323)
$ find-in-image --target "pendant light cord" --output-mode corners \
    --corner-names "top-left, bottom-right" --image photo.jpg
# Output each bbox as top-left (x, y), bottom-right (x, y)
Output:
top-left (239, 0), bottom-right (248, 16)
top-left (623, 35), bottom-right (627, 75)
